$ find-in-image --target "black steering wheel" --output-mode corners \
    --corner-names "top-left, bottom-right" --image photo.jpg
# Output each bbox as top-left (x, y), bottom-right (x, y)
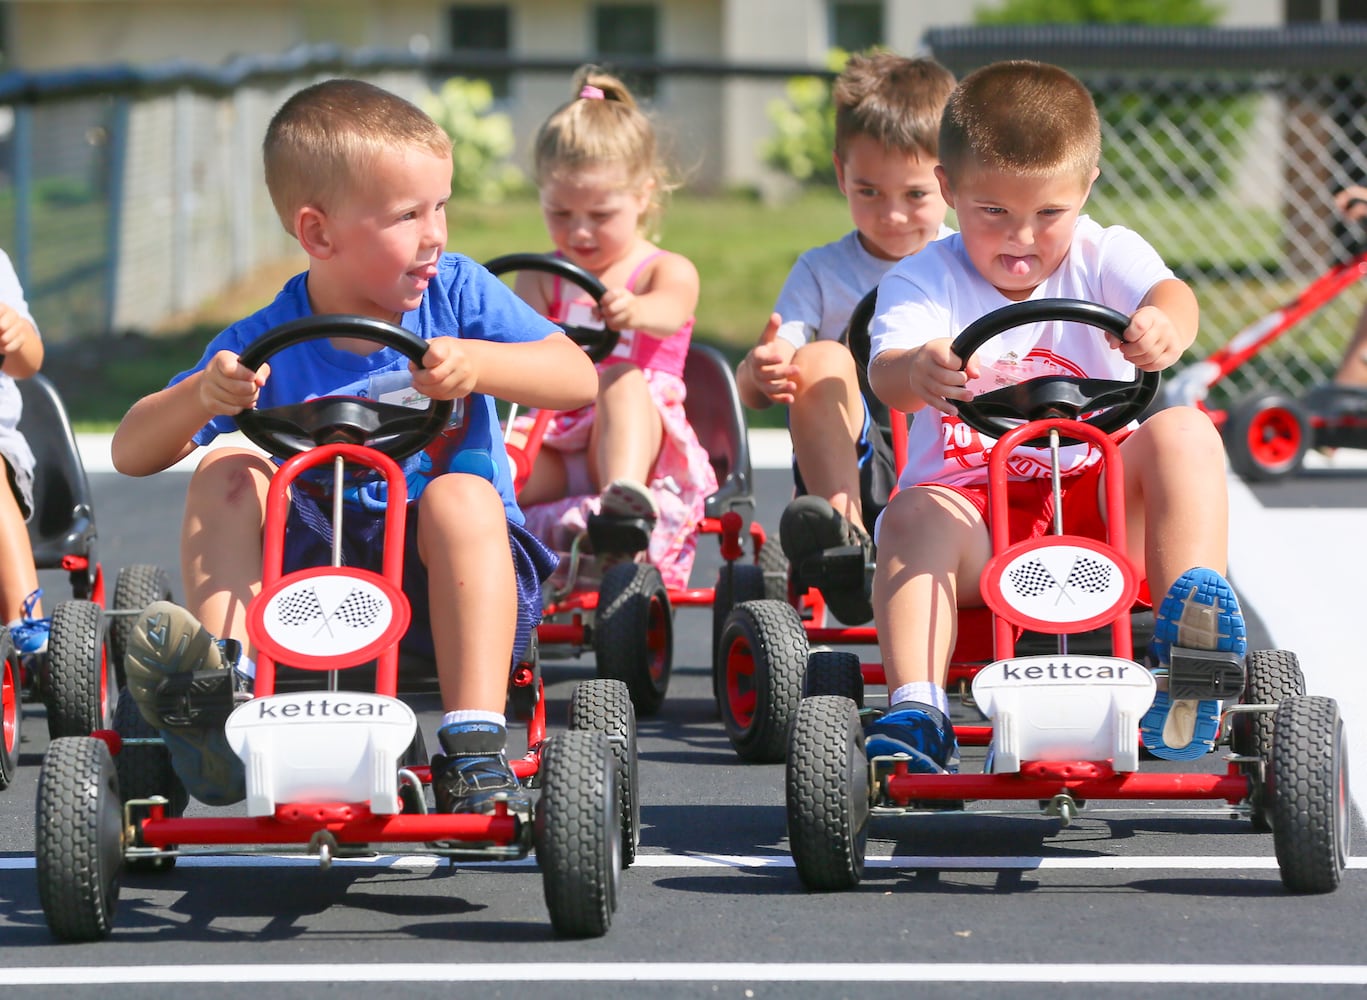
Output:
top-left (949, 298), bottom-right (1160, 444)
top-left (235, 314), bottom-right (454, 461)
top-left (483, 252), bottom-right (618, 364)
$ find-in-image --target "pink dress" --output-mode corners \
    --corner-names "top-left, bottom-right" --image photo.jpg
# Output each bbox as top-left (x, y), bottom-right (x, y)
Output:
top-left (517, 251), bottom-right (718, 590)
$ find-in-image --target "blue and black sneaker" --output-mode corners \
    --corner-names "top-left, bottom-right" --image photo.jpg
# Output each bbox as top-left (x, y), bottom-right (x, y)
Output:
top-left (431, 721), bottom-right (531, 818)
top-left (1142, 567), bottom-right (1247, 761)
top-left (864, 701), bottom-right (960, 774)
top-left (9, 589), bottom-right (50, 668)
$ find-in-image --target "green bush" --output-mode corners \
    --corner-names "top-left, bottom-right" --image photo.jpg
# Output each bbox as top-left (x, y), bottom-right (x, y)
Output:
top-left (422, 77), bottom-right (525, 203)
top-left (760, 49), bottom-right (848, 188)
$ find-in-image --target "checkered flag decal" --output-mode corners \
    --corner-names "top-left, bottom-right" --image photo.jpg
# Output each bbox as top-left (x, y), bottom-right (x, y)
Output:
top-left (276, 587), bottom-right (326, 627)
top-left (331, 588), bottom-right (386, 630)
top-left (1064, 556), bottom-right (1112, 594)
top-left (1007, 559), bottom-right (1060, 599)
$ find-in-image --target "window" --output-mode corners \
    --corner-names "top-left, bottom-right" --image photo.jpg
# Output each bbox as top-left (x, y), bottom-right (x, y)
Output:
top-left (448, 5), bottom-right (511, 99)
top-left (830, 1), bottom-right (883, 54)
top-left (594, 4), bottom-right (658, 99)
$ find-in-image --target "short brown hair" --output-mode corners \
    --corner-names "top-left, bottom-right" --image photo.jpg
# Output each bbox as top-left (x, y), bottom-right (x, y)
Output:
top-left (938, 61), bottom-right (1101, 185)
top-left (263, 78), bottom-right (452, 235)
top-left (832, 52), bottom-right (956, 161)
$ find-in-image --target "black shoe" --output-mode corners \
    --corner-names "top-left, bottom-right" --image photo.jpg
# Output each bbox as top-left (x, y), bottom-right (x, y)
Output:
top-left (779, 496), bottom-right (874, 625)
top-left (431, 722), bottom-right (531, 817)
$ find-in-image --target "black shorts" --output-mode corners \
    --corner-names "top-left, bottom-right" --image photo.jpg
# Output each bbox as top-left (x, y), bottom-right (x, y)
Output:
top-left (791, 391), bottom-right (898, 526)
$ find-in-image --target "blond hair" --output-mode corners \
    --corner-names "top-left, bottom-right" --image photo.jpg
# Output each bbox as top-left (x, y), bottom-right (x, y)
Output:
top-left (532, 66), bottom-right (674, 231)
top-left (833, 52), bottom-right (956, 162)
top-left (938, 61), bottom-right (1100, 185)
top-left (263, 78), bottom-right (452, 235)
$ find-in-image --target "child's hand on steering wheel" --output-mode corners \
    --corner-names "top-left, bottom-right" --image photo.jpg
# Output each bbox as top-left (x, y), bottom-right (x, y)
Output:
top-left (411, 336), bottom-right (476, 400)
top-left (201, 350), bottom-right (269, 417)
top-left (912, 337), bottom-right (979, 417)
top-left (1114, 305), bottom-right (1183, 372)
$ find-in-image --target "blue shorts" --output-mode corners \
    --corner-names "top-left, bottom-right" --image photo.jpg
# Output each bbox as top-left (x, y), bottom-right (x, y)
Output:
top-left (284, 491), bottom-right (556, 666)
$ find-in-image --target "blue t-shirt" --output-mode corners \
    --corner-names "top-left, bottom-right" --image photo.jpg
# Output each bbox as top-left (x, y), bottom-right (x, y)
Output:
top-left (171, 253), bottom-right (559, 525)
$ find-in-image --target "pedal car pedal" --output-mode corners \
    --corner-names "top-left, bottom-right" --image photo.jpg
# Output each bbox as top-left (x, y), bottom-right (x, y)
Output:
top-left (587, 512), bottom-right (652, 556)
top-left (799, 543), bottom-right (867, 591)
top-left (1167, 645), bottom-right (1246, 700)
top-left (153, 669), bottom-right (238, 727)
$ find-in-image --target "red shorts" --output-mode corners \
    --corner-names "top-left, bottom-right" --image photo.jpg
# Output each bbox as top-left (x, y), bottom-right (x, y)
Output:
top-left (934, 462), bottom-right (1108, 548)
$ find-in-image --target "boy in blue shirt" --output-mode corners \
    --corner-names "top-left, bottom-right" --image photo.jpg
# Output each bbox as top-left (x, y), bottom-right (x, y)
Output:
top-left (111, 79), bottom-right (597, 814)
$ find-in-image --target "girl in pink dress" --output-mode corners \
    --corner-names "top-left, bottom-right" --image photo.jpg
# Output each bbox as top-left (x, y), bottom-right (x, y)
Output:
top-left (511, 66), bottom-right (716, 590)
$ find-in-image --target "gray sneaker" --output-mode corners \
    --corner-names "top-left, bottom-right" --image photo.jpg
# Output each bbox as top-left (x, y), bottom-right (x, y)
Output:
top-left (124, 601), bottom-right (246, 806)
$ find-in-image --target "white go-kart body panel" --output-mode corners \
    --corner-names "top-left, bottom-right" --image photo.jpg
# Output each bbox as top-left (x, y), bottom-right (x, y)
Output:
top-left (971, 655), bottom-right (1156, 773)
top-left (234, 566), bottom-right (417, 818)
top-left (975, 532), bottom-right (1156, 772)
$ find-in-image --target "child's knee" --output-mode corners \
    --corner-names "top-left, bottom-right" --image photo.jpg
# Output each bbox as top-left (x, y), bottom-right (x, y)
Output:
top-left (417, 474), bottom-right (506, 542)
top-left (1131, 406), bottom-right (1224, 467)
top-left (186, 449), bottom-right (272, 511)
top-left (793, 339), bottom-right (858, 384)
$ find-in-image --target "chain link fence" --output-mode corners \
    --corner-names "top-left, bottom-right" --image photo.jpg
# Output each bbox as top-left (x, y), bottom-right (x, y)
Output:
top-left (3, 30), bottom-right (1367, 409)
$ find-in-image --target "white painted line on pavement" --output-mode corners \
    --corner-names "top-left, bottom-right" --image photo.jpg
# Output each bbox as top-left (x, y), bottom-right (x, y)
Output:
top-left (6, 962), bottom-right (1367, 986)
top-left (4, 853), bottom-right (1362, 871)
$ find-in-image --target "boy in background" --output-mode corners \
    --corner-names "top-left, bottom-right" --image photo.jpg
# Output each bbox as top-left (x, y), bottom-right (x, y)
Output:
top-left (737, 53), bottom-right (956, 625)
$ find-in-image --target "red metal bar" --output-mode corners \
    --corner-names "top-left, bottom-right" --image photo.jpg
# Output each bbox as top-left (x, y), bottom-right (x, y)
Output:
top-left (256, 442), bottom-right (409, 697)
top-left (137, 810), bottom-right (519, 847)
top-left (805, 626), bottom-right (878, 644)
top-left (885, 768), bottom-right (1249, 804)
top-left (669, 588), bottom-right (715, 607)
top-left (534, 621), bottom-right (587, 645)
top-left (987, 420), bottom-right (1134, 661)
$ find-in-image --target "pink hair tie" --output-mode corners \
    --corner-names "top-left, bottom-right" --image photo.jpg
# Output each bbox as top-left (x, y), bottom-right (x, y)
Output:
top-left (579, 84), bottom-right (605, 100)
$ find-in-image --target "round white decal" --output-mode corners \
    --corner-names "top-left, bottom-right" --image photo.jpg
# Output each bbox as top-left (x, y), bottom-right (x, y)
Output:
top-left (996, 542), bottom-right (1128, 626)
top-left (260, 572), bottom-right (395, 658)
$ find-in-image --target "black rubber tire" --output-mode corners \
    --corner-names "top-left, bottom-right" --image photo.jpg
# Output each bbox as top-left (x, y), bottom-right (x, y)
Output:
top-left (109, 565), bottom-right (173, 689)
top-left (569, 678), bottom-right (640, 867)
top-left (535, 730), bottom-right (621, 938)
top-left (803, 649), bottom-right (865, 707)
top-left (717, 599), bottom-right (808, 763)
top-left (711, 562), bottom-right (767, 703)
top-left (36, 736), bottom-right (124, 941)
top-left (594, 562), bottom-right (673, 717)
top-left (1231, 649), bottom-right (1305, 832)
top-left (786, 695), bottom-right (869, 891)
top-left (1270, 695), bottom-right (1349, 894)
top-left (1224, 391), bottom-right (1311, 482)
top-left (112, 688), bottom-right (187, 871)
top-left (45, 600), bottom-right (113, 739)
top-left (757, 536), bottom-right (791, 601)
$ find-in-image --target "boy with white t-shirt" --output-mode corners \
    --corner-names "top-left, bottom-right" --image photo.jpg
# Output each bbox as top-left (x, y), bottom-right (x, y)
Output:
top-left (865, 60), bottom-right (1246, 771)
top-left (737, 53), bottom-right (955, 625)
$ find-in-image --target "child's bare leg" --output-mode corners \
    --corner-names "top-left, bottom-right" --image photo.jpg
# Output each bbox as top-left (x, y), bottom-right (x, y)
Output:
top-left (865, 484), bottom-right (986, 772)
top-left (417, 472), bottom-right (516, 714)
top-left (589, 362), bottom-right (663, 490)
top-left (515, 444), bottom-right (570, 507)
top-left (789, 340), bottom-right (868, 531)
top-left (0, 474), bottom-right (40, 622)
top-left (1115, 406), bottom-right (1229, 597)
top-left (1117, 407), bottom-right (1243, 761)
top-left (180, 448), bottom-right (273, 649)
top-left (873, 485), bottom-right (990, 693)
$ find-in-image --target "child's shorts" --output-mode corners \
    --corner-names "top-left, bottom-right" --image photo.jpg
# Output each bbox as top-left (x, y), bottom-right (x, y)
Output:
top-left (792, 391), bottom-right (897, 525)
top-left (0, 448), bottom-right (35, 522)
top-left (284, 491), bottom-right (557, 666)
top-left (935, 462), bottom-right (1108, 547)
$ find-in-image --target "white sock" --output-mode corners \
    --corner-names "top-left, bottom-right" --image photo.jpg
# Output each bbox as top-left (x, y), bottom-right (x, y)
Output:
top-left (890, 682), bottom-right (949, 716)
top-left (441, 710), bottom-right (506, 729)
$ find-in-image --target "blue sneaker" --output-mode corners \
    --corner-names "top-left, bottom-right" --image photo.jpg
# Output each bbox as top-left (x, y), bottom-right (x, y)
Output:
top-left (864, 702), bottom-right (960, 774)
top-left (1142, 568), bottom-right (1247, 761)
top-left (9, 589), bottom-right (50, 660)
top-left (431, 721), bottom-right (531, 818)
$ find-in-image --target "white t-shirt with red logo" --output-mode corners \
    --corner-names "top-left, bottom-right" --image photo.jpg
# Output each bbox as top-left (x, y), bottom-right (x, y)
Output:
top-left (869, 216), bottom-right (1174, 490)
